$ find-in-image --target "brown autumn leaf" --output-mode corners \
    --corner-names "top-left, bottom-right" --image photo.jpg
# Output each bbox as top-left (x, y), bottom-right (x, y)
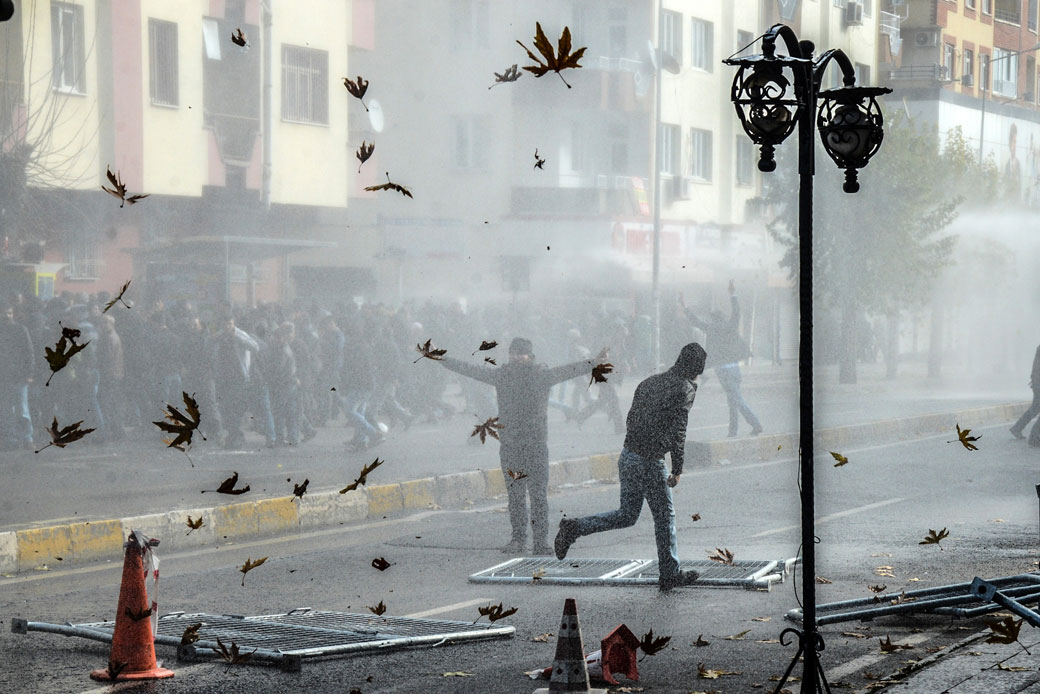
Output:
top-left (589, 362), bottom-right (614, 387)
top-left (343, 75), bottom-right (370, 111)
top-left (36, 417), bottom-right (95, 453)
top-left (488, 63), bottom-right (522, 89)
top-left (186, 515), bottom-right (204, 535)
top-left (44, 333), bottom-right (89, 386)
top-left (985, 615), bottom-right (1028, 652)
top-left (106, 660), bottom-right (127, 681)
top-left (339, 457), bottom-right (385, 493)
top-left (472, 340), bottom-right (498, 355)
top-left (471, 416), bottom-right (504, 444)
top-left (153, 391), bottom-right (205, 462)
top-left (484, 356), bottom-right (497, 365)
top-left (230, 28), bottom-right (248, 47)
top-left (103, 279), bottom-right (132, 312)
top-left (124, 606), bottom-right (152, 622)
top-left (691, 513), bottom-right (701, 522)
top-left (506, 468), bottom-right (528, 481)
top-left (751, 616), bottom-right (771, 622)
top-left (365, 172), bottom-right (413, 198)
top-left (533, 148), bottom-right (545, 170)
top-left (874, 565), bottom-right (896, 578)
top-left (290, 478), bottom-right (309, 502)
top-left (708, 547), bottom-right (735, 565)
top-left (201, 471), bottom-right (250, 495)
top-left (368, 600), bottom-right (387, 616)
top-left (356, 141), bottom-right (375, 173)
top-left (639, 629), bottom-right (671, 655)
top-left (239, 556), bottom-right (268, 586)
top-left (830, 451), bottom-right (849, 467)
top-left (724, 629), bottom-right (750, 641)
top-left (842, 631), bottom-right (870, 639)
top-left (693, 634), bottom-right (711, 647)
top-left (868, 584), bottom-right (887, 593)
top-left (816, 576), bottom-right (833, 584)
top-left (371, 557), bottom-right (393, 571)
top-left (890, 591), bottom-right (916, 605)
top-left (413, 338), bottom-right (446, 363)
top-left (878, 636), bottom-right (914, 653)
top-left (532, 632), bottom-right (553, 642)
top-left (919, 527), bottom-right (950, 549)
top-left (474, 602), bottom-right (518, 624)
top-left (180, 622), bottom-right (202, 645)
top-left (102, 166), bottom-right (149, 208)
top-left (947, 423), bottom-right (980, 451)
top-left (698, 663), bottom-right (740, 679)
top-left (215, 637), bottom-right (255, 672)
top-left (531, 567), bottom-right (546, 581)
top-left (516, 23), bottom-right (587, 88)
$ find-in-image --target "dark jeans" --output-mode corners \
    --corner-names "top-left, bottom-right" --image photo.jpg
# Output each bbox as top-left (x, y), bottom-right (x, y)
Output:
top-left (571, 448), bottom-right (680, 580)
top-left (501, 441), bottom-right (549, 546)
top-left (716, 363), bottom-right (761, 436)
top-left (1012, 387), bottom-right (1040, 437)
top-left (0, 382), bottom-right (33, 446)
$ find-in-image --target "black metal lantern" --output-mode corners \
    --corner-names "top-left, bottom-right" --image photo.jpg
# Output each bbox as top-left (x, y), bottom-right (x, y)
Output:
top-left (817, 85), bottom-right (891, 193)
top-left (725, 54), bottom-right (810, 172)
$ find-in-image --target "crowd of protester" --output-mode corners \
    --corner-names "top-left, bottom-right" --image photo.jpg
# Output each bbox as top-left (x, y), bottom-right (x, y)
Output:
top-left (0, 289), bottom-right (706, 452)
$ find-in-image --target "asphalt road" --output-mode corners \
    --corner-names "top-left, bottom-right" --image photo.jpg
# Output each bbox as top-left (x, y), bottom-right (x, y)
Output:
top-left (0, 361), bottom-right (1028, 531)
top-left (4, 419), bottom-right (1039, 693)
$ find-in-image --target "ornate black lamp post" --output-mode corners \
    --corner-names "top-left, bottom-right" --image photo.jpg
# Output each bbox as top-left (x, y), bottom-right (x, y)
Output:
top-left (724, 24), bottom-right (890, 694)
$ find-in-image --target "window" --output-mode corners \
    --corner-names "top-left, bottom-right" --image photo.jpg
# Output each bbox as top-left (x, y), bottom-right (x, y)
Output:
top-left (608, 6), bottom-right (627, 57)
top-left (51, 2), bottom-right (85, 93)
top-left (943, 43), bottom-right (956, 80)
top-left (736, 29), bottom-right (754, 57)
top-left (65, 231), bottom-right (102, 280)
top-left (281, 45), bottom-right (328, 124)
top-left (689, 128), bottom-right (712, 181)
top-left (660, 123), bottom-right (680, 175)
top-left (981, 54), bottom-right (991, 90)
top-left (993, 48), bottom-right (1019, 96)
top-left (735, 136), bottom-right (754, 186)
top-left (833, 0), bottom-right (843, 7)
top-left (963, 48), bottom-right (974, 85)
top-left (607, 121), bottom-right (628, 173)
top-left (863, 0), bottom-right (873, 15)
top-left (452, 115), bottom-right (490, 169)
top-left (966, 0), bottom-right (976, 9)
top-left (983, 0), bottom-right (993, 13)
top-left (1030, 0), bottom-right (1038, 30)
top-left (661, 10), bottom-right (682, 65)
top-left (450, 0), bottom-right (490, 50)
top-left (856, 62), bottom-right (871, 86)
top-left (148, 19), bottom-right (178, 106)
top-left (690, 18), bottom-right (713, 72)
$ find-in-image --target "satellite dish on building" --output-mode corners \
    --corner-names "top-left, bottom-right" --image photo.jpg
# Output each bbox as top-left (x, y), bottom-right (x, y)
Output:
top-left (368, 99), bottom-right (384, 133)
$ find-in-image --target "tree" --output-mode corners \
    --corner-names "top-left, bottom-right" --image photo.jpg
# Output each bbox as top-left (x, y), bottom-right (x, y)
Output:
top-left (764, 107), bottom-right (997, 383)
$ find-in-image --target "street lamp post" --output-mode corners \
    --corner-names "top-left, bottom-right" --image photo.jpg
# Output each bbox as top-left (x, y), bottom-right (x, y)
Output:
top-left (978, 43), bottom-right (1040, 163)
top-left (724, 24), bottom-right (890, 694)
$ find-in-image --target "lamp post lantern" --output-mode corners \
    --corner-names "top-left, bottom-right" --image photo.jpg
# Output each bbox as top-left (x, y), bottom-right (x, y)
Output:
top-left (724, 24), bottom-right (890, 694)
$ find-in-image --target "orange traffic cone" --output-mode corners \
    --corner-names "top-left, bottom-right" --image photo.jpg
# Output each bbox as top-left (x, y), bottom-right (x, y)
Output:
top-left (533, 598), bottom-right (606, 694)
top-left (89, 532), bottom-right (174, 682)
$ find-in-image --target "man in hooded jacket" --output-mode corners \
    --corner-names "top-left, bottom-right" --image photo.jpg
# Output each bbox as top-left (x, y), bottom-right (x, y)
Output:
top-left (439, 337), bottom-right (602, 555)
top-left (553, 342), bottom-right (706, 592)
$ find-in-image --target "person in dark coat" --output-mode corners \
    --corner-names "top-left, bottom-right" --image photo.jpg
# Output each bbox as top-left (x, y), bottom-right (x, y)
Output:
top-left (1011, 342), bottom-right (1040, 443)
top-left (0, 302), bottom-right (35, 449)
top-left (681, 282), bottom-right (762, 437)
top-left (554, 342), bottom-right (706, 592)
top-left (438, 337), bottom-right (602, 555)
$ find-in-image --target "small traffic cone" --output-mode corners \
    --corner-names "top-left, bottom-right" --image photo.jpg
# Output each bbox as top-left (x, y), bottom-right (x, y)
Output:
top-left (534, 598), bottom-right (605, 694)
top-left (89, 534), bottom-right (173, 681)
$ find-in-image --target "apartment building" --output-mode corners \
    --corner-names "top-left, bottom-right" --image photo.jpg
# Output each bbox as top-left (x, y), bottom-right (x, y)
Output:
top-left (0, 0), bottom-right (352, 306)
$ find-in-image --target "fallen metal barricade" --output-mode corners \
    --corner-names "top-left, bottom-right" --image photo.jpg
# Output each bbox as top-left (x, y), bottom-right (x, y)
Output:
top-left (12, 608), bottom-right (514, 672)
top-left (469, 556), bottom-right (797, 590)
top-left (785, 574), bottom-right (1040, 626)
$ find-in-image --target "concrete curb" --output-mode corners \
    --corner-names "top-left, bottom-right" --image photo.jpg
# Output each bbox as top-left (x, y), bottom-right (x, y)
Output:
top-left (1, 401), bottom-right (1027, 576)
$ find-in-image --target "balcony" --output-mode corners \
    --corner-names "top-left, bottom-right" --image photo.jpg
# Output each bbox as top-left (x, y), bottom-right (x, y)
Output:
top-left (993, 77), bottom-right (1018, 98)
top-left (888, 64), bottom-right (948, 81)
top-left (879, 10), bottom-right (901, 38)
top-left (994, 8), bottom-right (1021, 24)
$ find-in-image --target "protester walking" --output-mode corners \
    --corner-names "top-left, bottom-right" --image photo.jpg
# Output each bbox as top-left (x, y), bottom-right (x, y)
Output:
top-left (1011, 342), bottom-right (1040, 445)
top-left (553, 342), bottom-right (706, 592)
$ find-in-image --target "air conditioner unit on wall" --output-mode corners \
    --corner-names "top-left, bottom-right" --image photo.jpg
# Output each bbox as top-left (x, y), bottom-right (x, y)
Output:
top-left (961, 74), bottom-right (974, 86)
top-left (914, 30), bottom-right (939, 47)
top-left (845, 0), bottom-right (864, 26)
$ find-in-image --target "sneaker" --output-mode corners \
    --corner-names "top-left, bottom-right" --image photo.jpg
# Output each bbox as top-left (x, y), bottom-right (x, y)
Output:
top-left (500, 539), bottom-right (525, 555)
top-left (554, 518), bottom-right (579, 560)
top-left (659, 569), bottom-right (700, 592)
top-left (750, 425), bottom-right (763, 436)
top-left (1011, 427), bottom-right (1025, 440)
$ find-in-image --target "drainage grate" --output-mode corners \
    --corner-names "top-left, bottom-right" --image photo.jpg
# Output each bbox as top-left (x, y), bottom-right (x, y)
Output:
top-left (469, 557), bottom-right (794, 589)
top-left (786, 574), bottom-right (1040, 626)
top-left (19, 609), bottom-right (513, 671)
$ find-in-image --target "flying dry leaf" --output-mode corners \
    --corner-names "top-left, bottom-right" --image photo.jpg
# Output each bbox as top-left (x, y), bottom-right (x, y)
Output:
top-left (698, 663), bottom-right (740, 679)
top-left (371, 557), bottom-right (392, 571)
top-left (869, 584), bottom-right (887, 593)
top-left (985, 615), bottom-right (1026, 650)
top-left (532, 632), bottom-right (553, 642)
top-left (442, 672), bottom-right (475, 677)
top-left (724, 629), bottom-right (750, 641)
top-left (339, 457), bottom-right (385, 494)
top-left (947, 423), bottom-right (981, 451)
top-left (997, 663), bottom-right (1030, 671)
top-left (154, 391), bottom-right (205, 460)
top-left (830, 451), bottom-right (849, 467)
top-left (638, 629), bottom-right (671, 655)
top-left (506, 469), bottom-right (528, 481)
top-left (356, 141), bottom-right (375, 173)
top-left (816, 576), bottom-right (833, 584)
top-left (44, 334), bottom-right (89, 386)
top-left (106, 660), bottom-right (127, 681)
top-left (343, 75), bottom-right (370, 111)
top-left (472, 340), bottom-right (498, 355)
top-left (202, 471), bottom-right (250, 495)
top-left (691, 513), bottom-right (701, 522)
top-left (533, 148), bottom-right (545, 170)
top-left (919, 527), bottom-right (950, 549)
top-left (516, 23), bottom-right (587, 88)
top-left (589, 362), bottom-right (614, 387)
top-left (215, 637), bottom-right (255, 672)
top-left (751, 616), bottom-right (771, 622)
top-left (239, 556), bottom-right (268, 586)
top-left (103, 279), bottom-right (132, 312)
top-left (472, 416), bottom-right (503, 444)
top-left (368, 600), bottom-right (387, 616)
top-left (185, 516), bottom-right (204, 535)
top-left (180, 622), bottom-right (202, 645)
top-left (230, 28), bottom-right (248, 47)
top-left (488, 63), bottom-right (522, 89)
top-left (36, 417), bottom-right (95, 453)
top-left (531, 567), bottom-right (546, 581)
top-left (290, 478), bottom-right (309, 502)
top-left (475, 602), bottom-right (518, 624)
top-left (124, 606), bottom-right (152, 622)
top-left (708, 547), bottom-right (735, 565)
top-left (693, 634), bottom-right (711, 647)
top-left (102, 166), bottom-right (149, 208)
top-left (365, 172), bottom-right (413, 198)
top-left (878, 636), bottom-right (914, 653)
top-left (890, 591), bottom-right (916, 605)
top-left (414, 338), bottom-right (446, 363)
top-left (484, 357), bottom-right (497, 365)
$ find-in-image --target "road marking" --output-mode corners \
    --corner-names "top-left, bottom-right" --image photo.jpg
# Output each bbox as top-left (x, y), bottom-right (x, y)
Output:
top-left (405, 598), bottom-right (491, 619)
top-left (751, 498), bottom-right (905, 538)
top-left (825, 632), bottom-right (931, 682)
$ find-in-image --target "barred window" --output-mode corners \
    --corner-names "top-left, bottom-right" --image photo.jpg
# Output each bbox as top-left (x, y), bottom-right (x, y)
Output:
top-left (149, 19), bottom-right (179, 106)
top-left (51, 2), bottom-right (85, 93)
top-left (65, 231), bottom-right (102, 280)
top-left (281, 45), bottom-right (328, 124)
